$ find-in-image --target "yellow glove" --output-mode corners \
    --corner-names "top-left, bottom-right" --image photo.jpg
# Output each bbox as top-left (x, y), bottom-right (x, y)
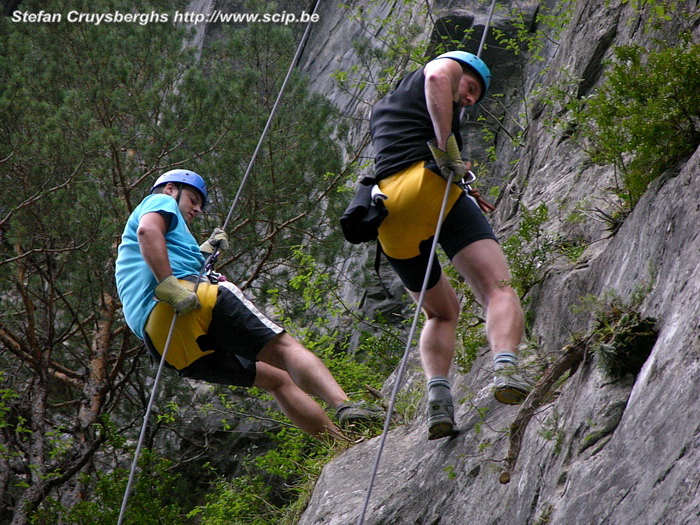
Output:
top-left (199, 227), bottom-right (229, 255)
top-left (154, 275), bottom-right (200, 315)
top-left (427, 133), bottom-right (467, 181)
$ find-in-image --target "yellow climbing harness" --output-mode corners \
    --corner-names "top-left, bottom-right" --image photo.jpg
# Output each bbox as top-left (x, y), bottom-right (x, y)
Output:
top-left (144, 279), bottom-right (218, 370)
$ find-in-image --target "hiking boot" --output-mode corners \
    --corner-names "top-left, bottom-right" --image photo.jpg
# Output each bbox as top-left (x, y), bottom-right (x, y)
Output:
top-left (335, 401), bottom-right (384, 429)
top-left (493, 365), bottom-right (532, 405)
top-left (427, 398), bottom-right (458, 440)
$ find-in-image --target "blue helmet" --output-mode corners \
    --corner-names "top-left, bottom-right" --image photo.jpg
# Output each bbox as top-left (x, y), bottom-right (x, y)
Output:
top-left (434, 51), bottom-right (491, 103)
top-left (152, 169), bottom-right (208, 208)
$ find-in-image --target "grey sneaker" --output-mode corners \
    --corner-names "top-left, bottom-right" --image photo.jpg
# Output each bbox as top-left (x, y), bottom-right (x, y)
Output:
top-left (493, 366), bottom-right (532, 405)
top-left (427, 398), bottom-right (458, 440)
top-left (335, 401), bottom-right (384, 429)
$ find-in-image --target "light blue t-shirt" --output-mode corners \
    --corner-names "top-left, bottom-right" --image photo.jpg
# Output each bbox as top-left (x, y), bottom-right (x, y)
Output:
top-left (115, 194), bottom-right (206, 339)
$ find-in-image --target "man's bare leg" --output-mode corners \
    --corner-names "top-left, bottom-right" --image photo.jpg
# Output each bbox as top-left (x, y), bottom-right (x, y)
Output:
top-left (257, 332), bottom-right (348, 407)
top-left (254, 361), bottom-right (339, 439)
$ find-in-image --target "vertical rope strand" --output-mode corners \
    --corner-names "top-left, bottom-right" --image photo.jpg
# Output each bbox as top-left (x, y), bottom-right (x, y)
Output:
top-left (117, 315), bottom-right (177, 525)
top-left (356, 171), bottom-right (455, 525)
top-left (222, 0), bottom-right (320, 231)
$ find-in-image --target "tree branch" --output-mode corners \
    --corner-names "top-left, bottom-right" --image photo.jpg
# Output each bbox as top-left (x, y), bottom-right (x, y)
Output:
top-left (499, 342), bottom-right (586, 484)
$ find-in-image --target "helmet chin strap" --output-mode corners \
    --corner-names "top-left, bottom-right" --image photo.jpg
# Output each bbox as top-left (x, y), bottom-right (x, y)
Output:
top-left (173, 183), bottom-right (185, 207)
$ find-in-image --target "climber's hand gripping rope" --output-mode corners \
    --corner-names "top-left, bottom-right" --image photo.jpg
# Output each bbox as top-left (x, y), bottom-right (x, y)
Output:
top-left (428, 136), bottom-right (495, 213)
top-left (427, 133), bottom-right (467, 182)
top-left (199, 227), bottom-right (229, 254)
top-left (198, 226), bottom-right (229, 280)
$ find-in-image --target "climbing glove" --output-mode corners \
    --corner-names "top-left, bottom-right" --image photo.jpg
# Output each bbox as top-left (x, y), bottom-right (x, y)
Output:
top-left (154, 275), bottom-right (200, 315)
top-left (199, 227), bottom-right (229, 255)
top-left (427, 133), bottom-right (467, 182)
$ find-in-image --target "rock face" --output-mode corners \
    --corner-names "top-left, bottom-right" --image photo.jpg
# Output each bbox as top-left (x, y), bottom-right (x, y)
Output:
top-left (295, 1), bottom-right (700, 524)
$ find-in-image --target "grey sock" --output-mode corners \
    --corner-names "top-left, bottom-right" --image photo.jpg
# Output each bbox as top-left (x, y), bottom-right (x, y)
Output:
top-left (428, 376), bottom-right (452, 403)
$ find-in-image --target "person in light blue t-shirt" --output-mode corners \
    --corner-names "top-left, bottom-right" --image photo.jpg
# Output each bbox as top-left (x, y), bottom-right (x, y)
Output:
top-left (116, 170), bottom-right (382, 439)
top-left (116, 190), bottom-right (205, 340)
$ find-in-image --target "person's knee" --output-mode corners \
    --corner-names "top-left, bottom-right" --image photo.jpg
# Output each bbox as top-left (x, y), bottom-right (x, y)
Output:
top-left (439, 301), bottom-right (460, 324)
top-left (419, 274), bottom-right (460, 323)
top-left (254, 364), bottom-right (294, 394)
top-left (424, 296), bottom-right (460, 326)
top-left (257, 332), bottom-right (297, 369)
top-left (486, 284), bottom-right (521, 311)
top-left (495, 283), bottom-right (519, 301)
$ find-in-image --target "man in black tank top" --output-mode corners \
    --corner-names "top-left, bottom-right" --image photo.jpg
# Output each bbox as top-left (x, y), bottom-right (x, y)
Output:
top-left (368, 52), bottom-right (532, 440)
top-left (370, 67), bottom-right (462, 180)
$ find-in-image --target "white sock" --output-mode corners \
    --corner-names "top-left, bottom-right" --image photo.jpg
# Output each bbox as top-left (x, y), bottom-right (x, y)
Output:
top-left (493, 352), bottom-right (518, 371)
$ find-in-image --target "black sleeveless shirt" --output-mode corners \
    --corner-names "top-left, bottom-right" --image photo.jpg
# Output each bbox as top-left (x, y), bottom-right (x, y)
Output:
top-left (369, 67), bottom-right (463, 181)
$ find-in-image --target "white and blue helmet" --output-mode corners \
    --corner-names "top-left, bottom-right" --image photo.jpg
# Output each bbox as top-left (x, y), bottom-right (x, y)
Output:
top-left (434, 51), bottom-right (491, 103)
top-left (152, 169), bottom-right (208, 208)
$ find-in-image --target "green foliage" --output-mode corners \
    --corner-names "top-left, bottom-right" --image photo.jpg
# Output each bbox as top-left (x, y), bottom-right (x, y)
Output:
top-left (484, 1), bottom-right (573, 172)
top-left (620, 0), bottom-right (680, 31)
top-left (442, 261), bottom-right (487, 374)
top-left (502, 204), bottom-right (555, 298)
top-left (191, 12), bottom-right (345, 291)
top-left (189, 476), bottom-right (275, 525)
top-left (538, 409), bottom-right (565, 455)
top-left (267, 247), bottom-right (397, 397)
top-left (187, 418), bottom-right (351, 525)
top-left (542, 36), bottom-right (700, 209)
top-left (317, 343), bottom-right (389, 401)
top-left (332, 0), bottom-right (431, 100)
top-left (454, 322), bottom-right (487, 374)
top-left (355, 329), bottom-right (404, 374)
top-left (535, 503), bottom-right (554, 525)
top-left (590, 307), bottom-right (658, 379)
top-left (266, 247), bottom-right (343, 330)
top-left (505, 2), bottom-right (699, 220)
top-left (572, 290), bottom-right (658, 379)
top-left (572, 39), bottom-right (700, 206)
top-left (32, 452), bottom-right (188, 524)
top-left (554, 235), bottom-right (588, 263)
top-left (492, 2), bottom-right (574, 61)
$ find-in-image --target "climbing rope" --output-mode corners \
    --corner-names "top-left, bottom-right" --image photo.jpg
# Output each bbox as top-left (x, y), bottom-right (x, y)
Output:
top-left (116, 1), bottom-right (319, 522)
top-left (356, 1), bottom-right (498, 523)
top-left (220, 0), bottom-right (319, 233)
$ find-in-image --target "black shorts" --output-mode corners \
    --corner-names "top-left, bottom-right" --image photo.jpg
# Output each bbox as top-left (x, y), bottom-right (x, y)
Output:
top-left (144, 280), bottom-right (283, 387)
top-left (383, 193), bottom-right (498, 292)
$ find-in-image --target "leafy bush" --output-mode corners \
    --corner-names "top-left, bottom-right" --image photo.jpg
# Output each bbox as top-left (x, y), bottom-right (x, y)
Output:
top-left (574, 37), bottom-right (700, 206)
top-left (573, 291), bottom-right (658, 380)
top-left (591, 308), bottom-right (658, 379)
top-left (32, 452), bottom-right (189, 524)
top-left (502, 204), bottom-right (555, 297)
top-left (188, 476), bottom-right (275, 525)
